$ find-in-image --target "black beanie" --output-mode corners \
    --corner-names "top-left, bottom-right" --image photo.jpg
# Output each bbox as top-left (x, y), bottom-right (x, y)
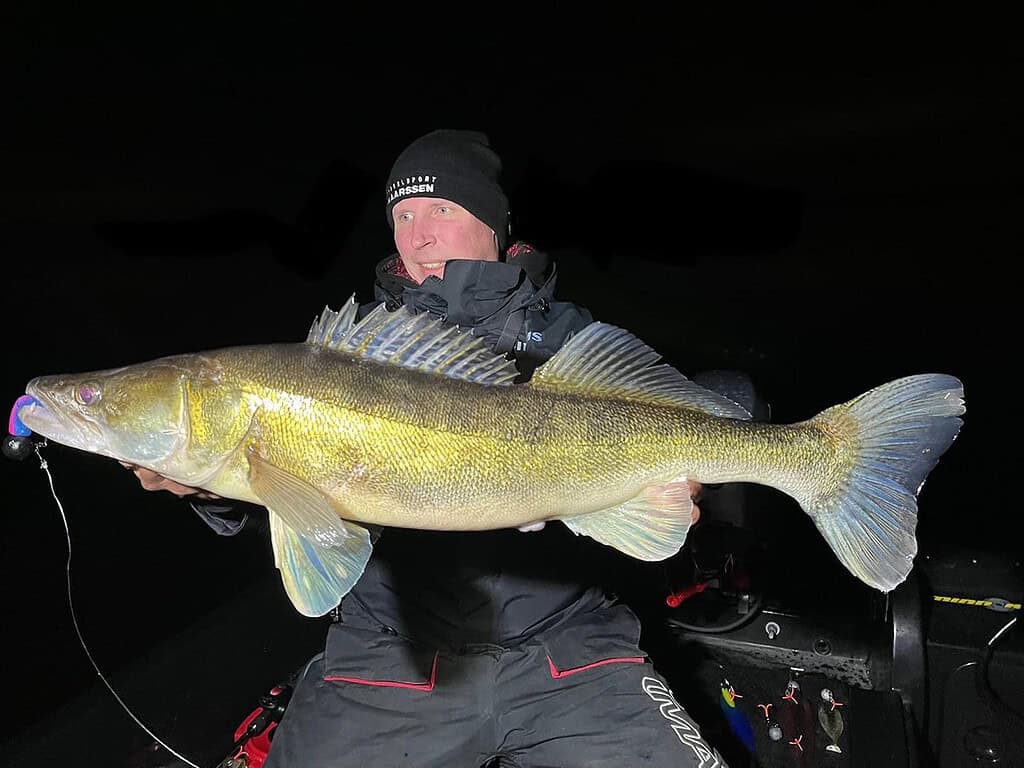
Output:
top-left (385, 129), bottom-right (510, 253)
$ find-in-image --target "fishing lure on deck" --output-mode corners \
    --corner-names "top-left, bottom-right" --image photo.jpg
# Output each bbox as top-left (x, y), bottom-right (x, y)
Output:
top-left (719, 679), bottom-right (755, 752)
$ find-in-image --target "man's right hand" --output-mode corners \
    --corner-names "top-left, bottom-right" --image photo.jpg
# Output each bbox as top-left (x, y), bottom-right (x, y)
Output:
top-left (120, 462), bottom-right (222, 500)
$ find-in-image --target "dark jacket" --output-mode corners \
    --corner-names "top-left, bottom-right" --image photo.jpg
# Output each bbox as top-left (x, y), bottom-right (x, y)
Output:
top-left (369, 241), bottom-right (591, 379)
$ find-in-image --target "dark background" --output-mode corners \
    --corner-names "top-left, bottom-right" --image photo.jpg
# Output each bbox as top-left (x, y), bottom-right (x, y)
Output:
top-left (1, 6), bottom-right (1020, 762)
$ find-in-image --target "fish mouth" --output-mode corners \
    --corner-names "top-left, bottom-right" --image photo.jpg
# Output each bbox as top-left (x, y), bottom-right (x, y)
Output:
top-left (19, 380), bottom-right (109, 455)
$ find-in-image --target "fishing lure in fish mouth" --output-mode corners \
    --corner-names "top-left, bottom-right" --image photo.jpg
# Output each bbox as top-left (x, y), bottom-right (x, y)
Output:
top-left (9, 394), bottom-right (37, 436)
top-left (3, 395), bottom-right (39, 461)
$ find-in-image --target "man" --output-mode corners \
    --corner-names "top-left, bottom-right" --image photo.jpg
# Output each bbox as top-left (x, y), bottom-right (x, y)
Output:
top-left (127, 129), bottom-right (727, 767)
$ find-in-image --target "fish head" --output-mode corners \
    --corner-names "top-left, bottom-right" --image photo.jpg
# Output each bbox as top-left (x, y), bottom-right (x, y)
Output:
top-left (21, 359), bottom-right (189, 470)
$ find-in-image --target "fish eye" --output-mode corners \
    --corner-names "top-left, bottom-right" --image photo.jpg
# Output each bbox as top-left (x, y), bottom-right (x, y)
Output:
top-left (75, 384), bottom-right (100, 406)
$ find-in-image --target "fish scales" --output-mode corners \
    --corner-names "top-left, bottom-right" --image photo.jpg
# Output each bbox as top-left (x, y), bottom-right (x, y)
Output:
top-left (189, 345), bottom-right (721, 529)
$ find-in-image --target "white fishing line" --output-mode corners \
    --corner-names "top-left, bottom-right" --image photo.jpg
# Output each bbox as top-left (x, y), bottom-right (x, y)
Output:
top-left (34, 442), bottom-right (201, 768)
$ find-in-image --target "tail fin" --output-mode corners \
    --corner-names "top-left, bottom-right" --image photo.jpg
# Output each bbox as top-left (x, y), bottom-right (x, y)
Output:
top-left (804, 374), bottom-right (965, 592)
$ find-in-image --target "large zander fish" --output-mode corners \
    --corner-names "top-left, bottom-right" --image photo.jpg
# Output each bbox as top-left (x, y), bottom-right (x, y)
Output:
top-left (17, 299), bottom-right (965, 616)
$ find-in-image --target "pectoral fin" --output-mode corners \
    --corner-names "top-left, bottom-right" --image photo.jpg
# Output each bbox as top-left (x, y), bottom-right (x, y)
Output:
top-left (247, 450), bottom-right (353, 549)
top-left (269, 510), bottom-right (372, 617)
top-left (560, 480), bottom-right (694, 561)
top-left (247, 451), bottom-right (372, 616)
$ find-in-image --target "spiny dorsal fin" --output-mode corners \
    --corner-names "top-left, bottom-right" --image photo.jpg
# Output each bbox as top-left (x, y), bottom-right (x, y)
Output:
top-left (306, 294), bottom-right (361, 346)
top-left (530, 322), bottom-right (751, 419)
top-left (306, 299), bottom-right (520, 387)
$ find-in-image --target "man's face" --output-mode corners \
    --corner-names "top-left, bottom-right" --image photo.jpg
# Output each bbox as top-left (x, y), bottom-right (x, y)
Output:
top-left (392, 196), bottom-right (499, 284)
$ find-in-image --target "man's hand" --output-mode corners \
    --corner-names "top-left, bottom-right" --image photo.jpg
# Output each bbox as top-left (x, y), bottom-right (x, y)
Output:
top-left (516, 480), bottom-right (704, 532)
top-left (120, 462), bottom-right (222, 500)
top-left (689, 480), bottom-right (703, 523)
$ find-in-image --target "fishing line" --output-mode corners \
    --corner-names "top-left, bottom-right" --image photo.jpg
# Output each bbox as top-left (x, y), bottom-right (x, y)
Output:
top-left (32, 441), bottom-right (201, 768)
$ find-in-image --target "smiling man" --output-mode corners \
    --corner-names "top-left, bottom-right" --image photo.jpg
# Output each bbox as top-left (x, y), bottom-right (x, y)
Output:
top-left (385, 128), bottom-right (508, 284)
top-left (391, 195), bottom-right (500, 283)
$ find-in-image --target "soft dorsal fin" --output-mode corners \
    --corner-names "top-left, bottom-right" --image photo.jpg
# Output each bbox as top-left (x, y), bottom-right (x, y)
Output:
top-left (530, 322), bottom-right (751, 419)
top-left (306, 297), bottom-right (519, 387)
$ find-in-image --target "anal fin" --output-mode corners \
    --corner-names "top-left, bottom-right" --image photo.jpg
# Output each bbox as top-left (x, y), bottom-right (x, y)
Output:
top-left (560, 480), bottom-right (694, 561)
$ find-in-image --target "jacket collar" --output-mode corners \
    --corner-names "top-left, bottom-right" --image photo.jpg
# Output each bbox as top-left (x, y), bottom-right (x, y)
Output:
top-left (372, 242), bottom-right (556, 328)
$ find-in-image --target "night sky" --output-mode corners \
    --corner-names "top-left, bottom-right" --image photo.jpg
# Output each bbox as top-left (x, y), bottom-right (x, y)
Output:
top-left (2, 7), bottom-right (1020, 759)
